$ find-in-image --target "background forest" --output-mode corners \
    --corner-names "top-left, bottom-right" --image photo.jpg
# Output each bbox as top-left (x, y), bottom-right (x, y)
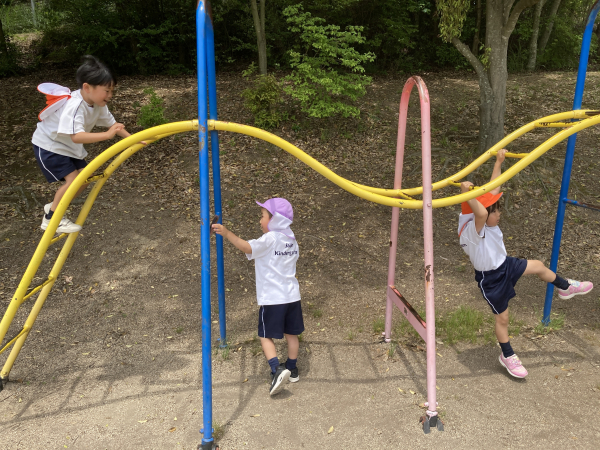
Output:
top-left (0, 0), bottom-right (598, 77)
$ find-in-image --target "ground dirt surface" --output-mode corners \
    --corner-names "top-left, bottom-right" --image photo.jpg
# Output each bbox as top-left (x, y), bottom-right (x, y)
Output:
top-left (1, 66), bottom-right (600, 449)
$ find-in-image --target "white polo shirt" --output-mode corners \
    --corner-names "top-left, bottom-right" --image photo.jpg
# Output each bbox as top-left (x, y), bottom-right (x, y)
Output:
top-left (32, 89), bottom-right (116, 159)
top-left (458, 213), bottom-right (507, 272)
top-left (246, 228), bottom-right (301, 306)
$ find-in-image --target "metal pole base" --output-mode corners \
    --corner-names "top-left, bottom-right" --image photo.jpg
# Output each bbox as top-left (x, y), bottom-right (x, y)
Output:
top-left (420, 413), bottom-right (444, 434)
top-left (197, 443), bottom-right (219, 450)
top-left (0, 376), bottom-right (6, 392)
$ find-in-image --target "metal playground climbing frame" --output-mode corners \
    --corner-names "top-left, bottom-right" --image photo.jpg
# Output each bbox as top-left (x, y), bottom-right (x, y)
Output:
top-left (1, 0), bottom-right (599, 447)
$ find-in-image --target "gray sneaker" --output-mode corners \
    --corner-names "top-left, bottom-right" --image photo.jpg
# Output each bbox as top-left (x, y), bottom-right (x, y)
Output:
top-left (41, 203), bottom-right (82, 234)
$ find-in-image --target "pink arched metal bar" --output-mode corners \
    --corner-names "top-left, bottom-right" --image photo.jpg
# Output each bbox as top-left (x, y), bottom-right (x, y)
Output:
top-left (385, 76), bottom-right (441, 432)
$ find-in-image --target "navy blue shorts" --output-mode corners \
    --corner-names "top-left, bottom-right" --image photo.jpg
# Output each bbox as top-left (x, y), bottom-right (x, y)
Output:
top-left (475, 257), bottom-right (528, 315)
top-left (258, 301), bottom-right (304, 339)
top-left (33, 145), bottom-right (87, 183)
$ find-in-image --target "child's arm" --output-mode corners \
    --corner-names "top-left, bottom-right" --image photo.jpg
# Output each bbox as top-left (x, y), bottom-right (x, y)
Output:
top-left (116, 128), bottom-right (147, 145)
top-left (461, 181), bottom-right (487, 233)
top-left (212, 223), bottom-right (252, 254)
top-left (70, 123), bottom-right (125, 144)
top-left (489, 149), bottom-right (506, 195)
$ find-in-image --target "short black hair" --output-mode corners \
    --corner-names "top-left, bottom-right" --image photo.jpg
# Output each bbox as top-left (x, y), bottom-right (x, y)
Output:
top-left (486, 200), bottom-right (500, 216)
top-left (75, 55), bottom-right (116, 89)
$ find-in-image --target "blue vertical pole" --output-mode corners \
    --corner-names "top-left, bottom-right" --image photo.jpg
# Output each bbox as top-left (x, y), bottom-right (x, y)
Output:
top-left (542, 1), bottom-right (600, 325)
top-left (197, 1), bottom-right (214, 448)
top-left (206, 10), bottom-right (226, 347)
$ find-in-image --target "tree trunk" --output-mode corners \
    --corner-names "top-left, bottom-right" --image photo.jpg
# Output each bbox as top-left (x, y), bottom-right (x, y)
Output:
top-left (597, 24), bottom-right (600, 59)
top-left (480, 0), bottom-right (508, 152)
top-left (526, 0), bottom-right (546, 71)
top-left (0, 17), bottom-right (8, 63)
top-left (472, 0), bottom-right (482, 55)
top-left (31, 0), bottom-right (38, 28)
top-left (538, 0), bottom-right (562, 56)
top-left (250, 0), bottom-right (267, 75)
top-left (453, 0), bottom-right (539, 153)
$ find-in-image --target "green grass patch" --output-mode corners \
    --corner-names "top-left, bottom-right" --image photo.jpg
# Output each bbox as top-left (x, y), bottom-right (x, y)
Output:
top-left (436, 305), bottom-right (484, 344)
top-left (373, 318), bottom-right (385, 334)
top-left (312, 309), bottom-right (322, 318)
top-left (213, 420), bottom-right (226, 441)
top-left (220, 346), bottom-right (230, 360)
top-left (388, 342), bottom-right (396, 358)
top-left (534, 313), bottom-right (565, 335)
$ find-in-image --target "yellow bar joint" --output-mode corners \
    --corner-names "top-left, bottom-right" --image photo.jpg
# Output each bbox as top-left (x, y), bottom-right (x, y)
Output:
top-left (0, 327), bottom-right (29, 356)
top-left (22, 276), bottom-right (54, 302)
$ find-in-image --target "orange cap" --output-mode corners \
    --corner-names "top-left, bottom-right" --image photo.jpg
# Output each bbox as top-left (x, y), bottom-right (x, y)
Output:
top-left (461, 192), bottom-right (503, 214)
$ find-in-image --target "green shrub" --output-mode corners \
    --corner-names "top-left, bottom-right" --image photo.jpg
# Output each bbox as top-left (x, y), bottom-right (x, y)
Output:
top-left (282, 4), bottom-right (375, 119)
top-left (241, 71), bottom-right (284, 129)
top-left (137, 88), bottom-right (167, 129)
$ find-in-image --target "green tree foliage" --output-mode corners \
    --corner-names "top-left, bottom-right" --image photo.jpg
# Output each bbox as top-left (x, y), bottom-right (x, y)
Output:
top-left (509, 0), bottom-right (594, 71)
top-left (436, 0), bottom-right (470, 43)
top-left (0, 0), bottom-right (592, 77)
top-left (282, 4), bottom-right (375, 118)
top-left (39, 0), bottom-right (194, 74)
top-left (241, 66), bottom-right (284, 129)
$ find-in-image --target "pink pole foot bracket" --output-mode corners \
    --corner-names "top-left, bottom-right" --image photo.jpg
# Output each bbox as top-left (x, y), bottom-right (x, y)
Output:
top-left (420, 402), bottom-right (444, 433)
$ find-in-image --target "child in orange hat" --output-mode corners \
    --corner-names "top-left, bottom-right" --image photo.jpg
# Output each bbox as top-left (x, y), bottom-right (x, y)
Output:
top-left (459, 149), bottom-right (593, 378)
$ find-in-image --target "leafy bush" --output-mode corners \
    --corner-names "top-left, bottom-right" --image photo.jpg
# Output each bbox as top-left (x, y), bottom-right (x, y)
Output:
top-left (137, 88), bottom-right (167, 129)
top-left (282, 4), bottom-right (375, 118)
top-left (241, 68), bottom-right (284, 129)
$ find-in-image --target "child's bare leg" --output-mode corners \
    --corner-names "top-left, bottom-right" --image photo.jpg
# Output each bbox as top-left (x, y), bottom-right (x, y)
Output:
top-left (51, 169), bottom-right (89, 211)
top-left (523, 259), bottom-right (557, 283)
top-left (260, 337), bottom-right (277, 360)
top-left (285, 334), bottom-right (299, 360)
top-left (494, 309), bottom-right (509, 343)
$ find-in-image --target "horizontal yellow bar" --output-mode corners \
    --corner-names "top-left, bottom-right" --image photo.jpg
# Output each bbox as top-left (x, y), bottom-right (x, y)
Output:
top-left (490, 151), bottom-right (528, 159)
top-left (85, 174), bottom-right (105, 183)
top-left (49, 233), bottom-right (67, 245)
top-left (22, 276), bottom-right (54, 302)
top-left (0, 327), bottom-right (27, 356)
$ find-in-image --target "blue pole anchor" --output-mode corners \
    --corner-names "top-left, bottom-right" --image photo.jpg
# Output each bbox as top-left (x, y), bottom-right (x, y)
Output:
top-left (198, 428), bottom-right (219, 450)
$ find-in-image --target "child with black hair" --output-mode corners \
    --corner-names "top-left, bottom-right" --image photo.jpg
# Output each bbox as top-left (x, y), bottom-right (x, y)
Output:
top-left (32, 55), bottom-right (143, 234)
top-left (459, 149), bottom-right (593, 378)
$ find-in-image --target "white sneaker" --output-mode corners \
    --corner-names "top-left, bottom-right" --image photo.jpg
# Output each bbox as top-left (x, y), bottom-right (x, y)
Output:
top-left (40, 203), bottom-right (82, 234)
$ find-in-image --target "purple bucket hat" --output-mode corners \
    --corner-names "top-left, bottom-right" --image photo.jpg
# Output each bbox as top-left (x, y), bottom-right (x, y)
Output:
top-left (256, 198), bottom-right (295, 239)
top-left (255, 198), bottom-right (293, 222)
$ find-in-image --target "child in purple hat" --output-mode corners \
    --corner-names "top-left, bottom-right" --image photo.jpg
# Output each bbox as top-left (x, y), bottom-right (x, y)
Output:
top-left (213, 197), bottom-right (304, 396)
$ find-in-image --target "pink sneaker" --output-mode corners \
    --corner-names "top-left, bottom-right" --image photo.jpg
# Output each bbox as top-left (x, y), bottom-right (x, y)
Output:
top-left (499, 353), bottom-right (528, 378)
top-left (557, 279), bottom-right (593, 300)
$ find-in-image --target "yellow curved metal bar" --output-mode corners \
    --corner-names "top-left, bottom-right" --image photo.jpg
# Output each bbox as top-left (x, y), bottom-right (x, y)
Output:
top-left (0, 121), bottom-right (198, 378)
top-left (209, 120), bottom-right (418, 208)
top-left (209, 110), bottom-right (600, 208)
